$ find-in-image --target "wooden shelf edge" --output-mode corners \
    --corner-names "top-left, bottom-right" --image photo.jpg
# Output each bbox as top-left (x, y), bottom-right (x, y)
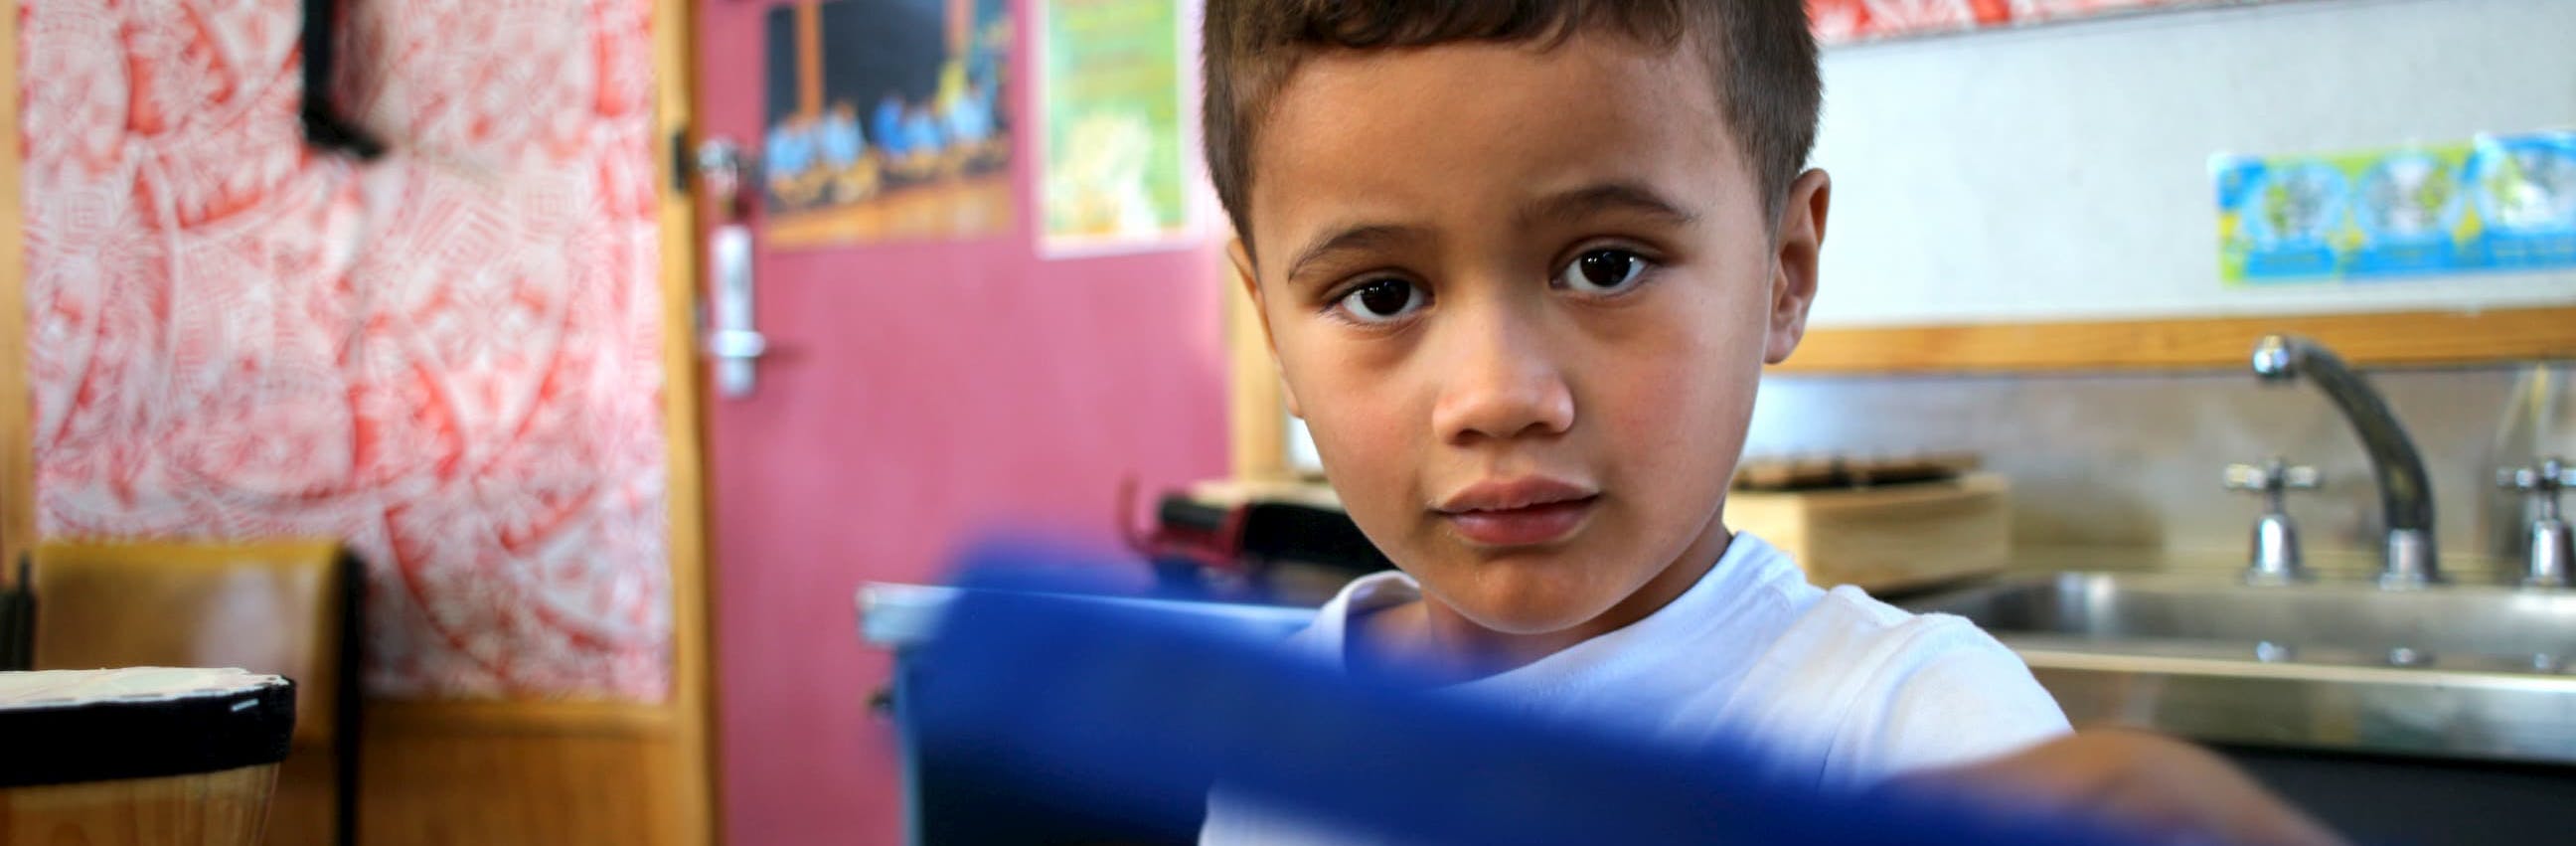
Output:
top-left (366, 698), bottom-right (679, 738)
top-left (1773, 306), bottom-right (2576, 374)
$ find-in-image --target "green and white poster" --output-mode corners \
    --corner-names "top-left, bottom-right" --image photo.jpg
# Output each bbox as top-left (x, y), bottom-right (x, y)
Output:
top-left (1040, 0), bottom-right (1195, 254)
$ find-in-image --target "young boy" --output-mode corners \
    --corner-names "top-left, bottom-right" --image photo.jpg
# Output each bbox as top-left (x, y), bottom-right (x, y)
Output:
top-left (1196, 2), bottom-right (2339, 844)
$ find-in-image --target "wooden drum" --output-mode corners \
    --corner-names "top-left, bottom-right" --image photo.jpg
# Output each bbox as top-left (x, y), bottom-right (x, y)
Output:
top-left (0, 667), bottom-right (296, 846)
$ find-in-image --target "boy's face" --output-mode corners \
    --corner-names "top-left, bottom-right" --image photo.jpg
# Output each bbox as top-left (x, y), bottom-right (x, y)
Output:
top-left (1237, 35), bottom-right (1829, 637)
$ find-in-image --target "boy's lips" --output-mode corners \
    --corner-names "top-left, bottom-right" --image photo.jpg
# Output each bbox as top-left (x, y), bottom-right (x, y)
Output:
top-left (1434, 477), bottom-right (1600, 548)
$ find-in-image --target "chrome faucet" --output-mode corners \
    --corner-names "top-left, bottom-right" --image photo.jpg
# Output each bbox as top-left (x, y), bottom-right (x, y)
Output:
top-left (2251, 335), bottom-right (2439, 588)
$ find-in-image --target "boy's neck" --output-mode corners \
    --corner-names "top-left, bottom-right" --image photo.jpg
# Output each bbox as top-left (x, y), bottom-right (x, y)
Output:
top-left (1363, 522), bottom-right (1737, 684)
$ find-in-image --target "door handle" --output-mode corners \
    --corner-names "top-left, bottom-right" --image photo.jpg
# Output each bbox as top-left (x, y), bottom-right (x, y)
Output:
top-left (706, 328), bottom-right (768, 360)
top-left (697, 138), bottom-right (766, 399)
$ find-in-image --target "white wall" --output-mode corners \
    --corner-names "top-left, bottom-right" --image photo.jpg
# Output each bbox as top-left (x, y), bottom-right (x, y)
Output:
top-left (1808, 0), bottom-right (2576, 327)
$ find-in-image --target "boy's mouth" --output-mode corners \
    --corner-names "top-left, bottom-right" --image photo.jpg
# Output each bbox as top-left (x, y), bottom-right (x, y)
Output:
top-left (1433, 477), bottom-right (1600, 548)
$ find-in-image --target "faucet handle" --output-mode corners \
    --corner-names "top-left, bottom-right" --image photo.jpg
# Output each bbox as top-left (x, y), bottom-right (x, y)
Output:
top-left (2497, 457), bottom-right (2576, 493)
top-left (2229, 457), bottom-right (2317, 585)
top-left (2498, 457), bottom-right (2576, 589)
top-left (2226, 457), bottom-right (2322, 494)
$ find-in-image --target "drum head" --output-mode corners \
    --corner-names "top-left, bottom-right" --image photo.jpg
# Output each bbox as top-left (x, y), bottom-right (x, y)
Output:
top-left (0, 667), bottom-right (295, 787)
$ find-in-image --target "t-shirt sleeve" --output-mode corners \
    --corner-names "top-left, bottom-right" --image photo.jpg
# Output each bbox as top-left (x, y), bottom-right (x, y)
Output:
top-left (1840, 618), bottom-right (2073, 782)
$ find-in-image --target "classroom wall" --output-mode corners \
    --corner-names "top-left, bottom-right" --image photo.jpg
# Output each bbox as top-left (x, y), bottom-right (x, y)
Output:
top-left (1807, 0), bottom-right (2576, 327)
top-left (688, 0), bottom-right (1234, 842)
top-left (1739, 0), bottom-right (2576, 582)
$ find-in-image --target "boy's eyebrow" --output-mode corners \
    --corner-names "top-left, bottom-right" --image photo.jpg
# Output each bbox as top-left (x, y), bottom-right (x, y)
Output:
top-left (1282, 224), bottom-right (1430, 287)
top-left (1519, 182), bottom-right (1702, 230)
top-left (1277, 184), bottom-right (1691, 286)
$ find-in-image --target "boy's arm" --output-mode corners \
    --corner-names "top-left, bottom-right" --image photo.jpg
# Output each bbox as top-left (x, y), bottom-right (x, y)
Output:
top-left (1892, 729), bottom-right (2346, 846)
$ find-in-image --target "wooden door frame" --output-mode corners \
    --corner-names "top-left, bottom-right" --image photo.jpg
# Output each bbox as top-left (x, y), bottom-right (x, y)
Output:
top-left (2, 0), bottom-right (30, 575)
top-left (656, 0), bottom-right (720, 842)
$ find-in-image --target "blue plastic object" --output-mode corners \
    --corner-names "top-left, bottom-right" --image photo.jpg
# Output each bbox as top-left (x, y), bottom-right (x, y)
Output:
top-left (906, 538), bottom-right (2161, 846)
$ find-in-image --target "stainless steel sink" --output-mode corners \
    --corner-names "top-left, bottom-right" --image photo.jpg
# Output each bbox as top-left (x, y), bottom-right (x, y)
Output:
top-left (1902, 572), bottom-right (2576, 767)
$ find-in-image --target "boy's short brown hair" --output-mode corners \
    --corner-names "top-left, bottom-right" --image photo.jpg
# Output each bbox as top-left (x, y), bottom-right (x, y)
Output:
top-left (1201, 0), bottom-right (1821, 253)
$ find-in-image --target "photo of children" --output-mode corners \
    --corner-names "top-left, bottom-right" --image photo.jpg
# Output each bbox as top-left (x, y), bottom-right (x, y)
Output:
top-left (761, 0), bottom-right (1012, 247)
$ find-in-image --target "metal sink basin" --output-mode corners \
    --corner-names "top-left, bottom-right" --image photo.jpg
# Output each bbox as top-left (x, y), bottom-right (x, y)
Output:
top-left (1901, 572), bottom-right (2576, 766)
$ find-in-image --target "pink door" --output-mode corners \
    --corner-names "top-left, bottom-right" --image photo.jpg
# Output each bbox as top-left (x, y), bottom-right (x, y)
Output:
top-left (687, 0), bottom-right (1229, 842)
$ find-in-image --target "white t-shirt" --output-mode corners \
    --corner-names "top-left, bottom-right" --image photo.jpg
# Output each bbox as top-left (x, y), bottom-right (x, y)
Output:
top-left (1199, 533), bottom-right (2071, 845)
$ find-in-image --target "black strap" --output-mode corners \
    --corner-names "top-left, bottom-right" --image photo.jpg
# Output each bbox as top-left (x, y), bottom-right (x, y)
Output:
top-left (0, 555), bottom-right (30, 672)
top-left (334, 551), bottom-right (364, 846)
top-left (301, 0), bottom-right (384, 159)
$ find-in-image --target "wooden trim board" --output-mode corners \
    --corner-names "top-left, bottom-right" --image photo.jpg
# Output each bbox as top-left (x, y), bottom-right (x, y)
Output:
top-left (656, 0), bottom-right (719, 842)
top-left (360, 698), bottom-right (684, 846)
top-left (1777, 306), bottom-right (2576, 374)
top-left (1225, 258), bottom-right (1290, 480)
top-left (1, 0), bottom-right (30, 577)
top-left (367, 698), bottom-right (681, 738)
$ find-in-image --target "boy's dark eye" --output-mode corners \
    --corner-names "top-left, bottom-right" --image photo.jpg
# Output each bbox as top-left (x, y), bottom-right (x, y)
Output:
top-left (1556, 249), bottom-right (1652, 294)
top-left (1336, 278), bottom-right (1427, 324)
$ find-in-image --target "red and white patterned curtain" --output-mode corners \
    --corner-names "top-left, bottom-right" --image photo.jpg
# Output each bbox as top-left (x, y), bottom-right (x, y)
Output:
top-left (1811, 0), bottom-right (2271, 45)
top-left (21, 0), bottom-right (672, 700)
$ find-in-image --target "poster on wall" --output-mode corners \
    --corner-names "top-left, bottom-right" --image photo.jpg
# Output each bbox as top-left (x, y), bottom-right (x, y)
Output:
top-left (2215, 131), bottom-right (2576, 285)
top-left (761, 0), bottom-right (1015, 248)
top-left (1808, 0), bottom-right (2284, 45)
top-left (1038, 0), bottom-right (1197, 255)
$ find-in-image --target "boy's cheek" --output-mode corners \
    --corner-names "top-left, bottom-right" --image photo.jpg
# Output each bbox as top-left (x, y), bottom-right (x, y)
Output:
top-left (1283, 368), bottom-right (1408, 471)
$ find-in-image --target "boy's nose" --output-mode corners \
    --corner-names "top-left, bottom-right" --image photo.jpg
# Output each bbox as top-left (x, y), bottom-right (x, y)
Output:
top-left (1428, 303), bottom-right (1575, 446)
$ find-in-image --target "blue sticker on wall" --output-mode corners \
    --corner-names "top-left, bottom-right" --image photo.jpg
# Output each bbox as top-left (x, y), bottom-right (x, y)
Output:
top-left (2216, 131), bottom-right (2576, 285)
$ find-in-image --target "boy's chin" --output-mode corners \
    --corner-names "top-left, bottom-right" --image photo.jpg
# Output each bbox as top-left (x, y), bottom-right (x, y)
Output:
top-left (1408, 548), bottom-right (1637, 635)
top-left (1440, 587), bottom-right (1625, 637)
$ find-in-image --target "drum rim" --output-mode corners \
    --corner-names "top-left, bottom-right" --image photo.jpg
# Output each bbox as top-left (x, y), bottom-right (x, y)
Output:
top-left (0, 676), bottom-right (295, 787)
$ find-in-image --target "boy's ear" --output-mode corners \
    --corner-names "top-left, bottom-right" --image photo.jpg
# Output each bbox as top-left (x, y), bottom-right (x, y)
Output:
top-left (1227, 237), bottom-right (1304, 419)
top-left (1763, 169), bottom-right (1832, 366)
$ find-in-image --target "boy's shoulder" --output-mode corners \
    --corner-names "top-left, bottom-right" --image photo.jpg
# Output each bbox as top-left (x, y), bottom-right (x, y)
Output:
top-left (1277, 569), bottom-right (1418, 665)
top-left (1706, 535), bottom-right (2001, 658)
top-left (1738, 576), bottom-right (2070, 784)
top-left (1695, 536), bottom-right (2007, 665)
top-left (1783, 583), bottom-right (1998, 659)
top-left (1748, 568), bottom-right (2037, 707)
